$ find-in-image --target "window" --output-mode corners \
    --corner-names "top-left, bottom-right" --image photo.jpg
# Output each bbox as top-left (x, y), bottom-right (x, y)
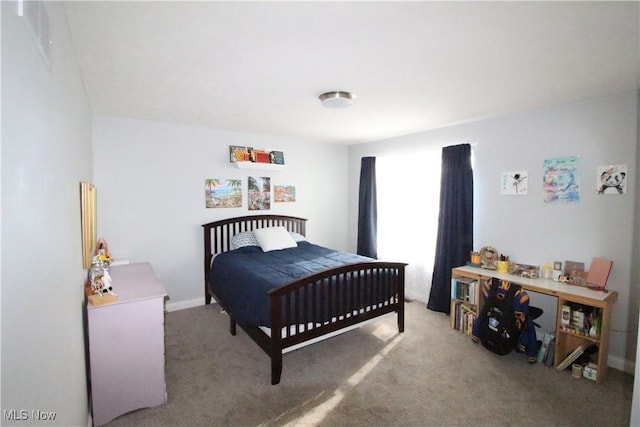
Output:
top-left (377, 149), bottom-right (441, 302)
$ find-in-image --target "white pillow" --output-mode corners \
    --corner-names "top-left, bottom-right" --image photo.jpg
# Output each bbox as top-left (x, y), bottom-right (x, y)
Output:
top-left (253, 226), bottom-right (298, 252)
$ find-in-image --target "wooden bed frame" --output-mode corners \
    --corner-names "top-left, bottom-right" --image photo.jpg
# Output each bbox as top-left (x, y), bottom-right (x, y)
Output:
top-left (202, 214), bottom-right (407, 385)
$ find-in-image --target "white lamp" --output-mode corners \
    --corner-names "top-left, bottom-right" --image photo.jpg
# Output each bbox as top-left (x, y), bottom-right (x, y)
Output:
top-left (319, 91), bottom-right (355, 108)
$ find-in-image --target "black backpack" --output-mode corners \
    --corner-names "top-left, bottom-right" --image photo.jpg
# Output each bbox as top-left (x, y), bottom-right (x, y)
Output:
top-left (475, 279), bottom-right (521, 355)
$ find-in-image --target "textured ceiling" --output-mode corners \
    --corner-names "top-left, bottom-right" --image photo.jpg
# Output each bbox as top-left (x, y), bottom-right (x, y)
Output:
top-left (64, 1), bottom-right (640, 144)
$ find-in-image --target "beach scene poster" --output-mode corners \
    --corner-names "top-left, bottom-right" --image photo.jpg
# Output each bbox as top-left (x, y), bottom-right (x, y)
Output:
top-left (205, 179), bottom-right (242, 208)
top-left (248, 176), bottom-right (270, 210)
top-left (542, 156), bottom-right (580, 203)
top-left (274, 184), bottom-right (296, 203)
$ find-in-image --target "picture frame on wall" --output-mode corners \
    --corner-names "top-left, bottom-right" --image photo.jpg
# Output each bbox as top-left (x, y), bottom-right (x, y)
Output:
top-left (248, 176), bottom-right (270, 211)
top-left (274, 184), bottom-right (295, 202)
top-left (596, 164), bottom-right (627, 195)
top-left (205, 178), bottom-right (242, 208)
top-left (501, 171), bottom-right (528, 195)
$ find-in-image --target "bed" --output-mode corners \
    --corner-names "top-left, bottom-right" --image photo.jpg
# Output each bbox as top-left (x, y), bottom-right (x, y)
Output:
top-left (202, 214), bottom-right (407, 384)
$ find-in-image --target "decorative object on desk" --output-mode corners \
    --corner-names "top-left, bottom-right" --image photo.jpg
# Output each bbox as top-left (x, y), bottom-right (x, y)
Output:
top-left (586, 257), bottom-right (613, 290)
top-left (496, 260), bottom-right (509, 273)
top-left (269, 150), bottom-right (285, 165)
top-left (469, 251), bottom-right (481, 266)
top-left (205, 178), bottom-right (242, 208)
top-left (248, 176), bottom-right (270, 211)
top-left (540, 262), bottom-right (552, 279)
top-left (87, 238), bottom-right (118, 305)
top-left (552, 261), bottom-right (563, 280)
top-left (478, 246), bottom-right (498, 269)
top-left (543, 156), bottom-right (580, 203)
top-left (508, 262), bottom-right (539, 279)
top-left (274, 184), bottom-right (296, 203)
top-left (229, 145), bottom-right (252, 162)
top-left (564, 260), bottom-right (585, 276)
top-left (501, 171), bottom-right (528, 195)
top-left (93, 238), bottom-right (111, 267)
top-left (596, 164), bottom-right (627, 195)
top-left (569, 271), bottom-right (588, 287)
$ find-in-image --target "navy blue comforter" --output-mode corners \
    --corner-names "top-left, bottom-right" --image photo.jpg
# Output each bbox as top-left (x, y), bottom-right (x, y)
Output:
top-left (210, 241), bottom-right (372, 327)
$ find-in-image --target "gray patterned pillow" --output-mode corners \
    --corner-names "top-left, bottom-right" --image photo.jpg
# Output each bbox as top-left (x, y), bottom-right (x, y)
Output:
top-left (230, 231), bottom-right (259, 249)
top-left (230, 230), bottom-right (306, 249)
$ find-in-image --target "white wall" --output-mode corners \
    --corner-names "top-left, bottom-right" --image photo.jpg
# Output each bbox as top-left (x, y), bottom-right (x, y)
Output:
top-left (348, 91), bottom-right (638, 371)
top-left (1, 1), bottom-right (93, 425)
top-left (92, 116), bottom-right (349, 309)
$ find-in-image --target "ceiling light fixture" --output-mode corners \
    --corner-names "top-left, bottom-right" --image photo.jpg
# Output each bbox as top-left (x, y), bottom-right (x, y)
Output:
top-left (319, 91), bottom-right (355, 108)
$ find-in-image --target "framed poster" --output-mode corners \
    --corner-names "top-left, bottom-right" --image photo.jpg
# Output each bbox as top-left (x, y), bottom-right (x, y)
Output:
top-left (501, 171), bottom-right (528, 195)
top-left (543, 156), bottom-right (580, 203)
top-left (205, 179), bottom-right (242, 208)
top-left (248, 176), bottom-right (270, 210)
top-left (596, 165), bottom-right (627, 195)
top-left (274, 184), bottom-right (296, 202)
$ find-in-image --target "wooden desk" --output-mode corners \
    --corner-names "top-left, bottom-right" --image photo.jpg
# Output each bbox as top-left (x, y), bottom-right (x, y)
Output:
top-left (451, 265), bottom-right (618, 383)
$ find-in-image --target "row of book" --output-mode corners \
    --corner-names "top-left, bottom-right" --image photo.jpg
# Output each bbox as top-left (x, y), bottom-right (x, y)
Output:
top-left (451, 277), bottom-right (478, 304)
top-left (452, 301), bottom-right (476, 335)
top-left (560, 303), bottom-right (602, 338)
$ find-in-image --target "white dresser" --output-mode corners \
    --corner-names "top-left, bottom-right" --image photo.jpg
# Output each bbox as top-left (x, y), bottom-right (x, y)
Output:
top-left (86, 262), bottom-right (168, 426)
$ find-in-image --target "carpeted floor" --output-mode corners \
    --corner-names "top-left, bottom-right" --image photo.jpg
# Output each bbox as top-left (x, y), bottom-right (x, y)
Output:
top-left (104, 301), bottom-right (633, 426)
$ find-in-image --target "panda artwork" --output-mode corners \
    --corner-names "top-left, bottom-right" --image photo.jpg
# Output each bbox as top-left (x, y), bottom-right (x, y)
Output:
top-left (597, 165), bottom-right (627, 195)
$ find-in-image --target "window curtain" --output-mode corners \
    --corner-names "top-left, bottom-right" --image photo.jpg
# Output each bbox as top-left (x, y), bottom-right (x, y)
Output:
top-left (357, 157), bottom-right (377, 259)
top-left (427, 144), bottom-right (473, 314)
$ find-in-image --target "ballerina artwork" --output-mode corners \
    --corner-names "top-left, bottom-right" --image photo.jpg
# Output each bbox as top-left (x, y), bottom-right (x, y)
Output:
top-left (501, 171), bottom-right (528, 195)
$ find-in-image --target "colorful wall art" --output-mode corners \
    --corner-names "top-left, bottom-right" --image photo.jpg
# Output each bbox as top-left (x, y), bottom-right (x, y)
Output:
top-left (205, 178), bottom-right (242, 208)
top-left (543, 156), bottom-right (580, 203)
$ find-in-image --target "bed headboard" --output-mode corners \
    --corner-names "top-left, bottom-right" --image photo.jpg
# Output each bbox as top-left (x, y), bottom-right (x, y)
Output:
top-left (201, 215), bottom-right (307, 304)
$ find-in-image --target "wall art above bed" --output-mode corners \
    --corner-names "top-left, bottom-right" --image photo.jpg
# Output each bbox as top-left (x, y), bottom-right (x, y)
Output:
top-left (274, 184), bottom-right (296, 203)
top-left (205, 178), bottom-right (242, 208)
top-left (248, 176), bottom-right (270, 210)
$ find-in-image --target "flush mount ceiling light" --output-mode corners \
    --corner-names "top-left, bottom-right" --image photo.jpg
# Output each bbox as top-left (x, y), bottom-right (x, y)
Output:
top-left (319, 91), bottom-right (355, 108)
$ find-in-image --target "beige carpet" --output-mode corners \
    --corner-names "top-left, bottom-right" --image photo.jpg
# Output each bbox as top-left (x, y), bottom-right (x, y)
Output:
top-left (105, 301), bottom-right (633, 426)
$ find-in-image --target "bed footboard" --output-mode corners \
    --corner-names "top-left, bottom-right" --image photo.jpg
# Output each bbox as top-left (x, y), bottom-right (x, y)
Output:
top-left (267, 261), bottom-right (407, 384)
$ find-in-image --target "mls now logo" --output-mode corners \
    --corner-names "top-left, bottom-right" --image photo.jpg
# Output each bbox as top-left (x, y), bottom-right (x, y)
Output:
top-left (3, 409), bottom-right (57, 421)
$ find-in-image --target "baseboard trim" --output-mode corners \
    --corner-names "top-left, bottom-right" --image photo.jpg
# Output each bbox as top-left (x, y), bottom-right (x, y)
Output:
top-left (608, 354), bottom-right (635, 374)
top-left (165, 297), bottom-right (206, 312)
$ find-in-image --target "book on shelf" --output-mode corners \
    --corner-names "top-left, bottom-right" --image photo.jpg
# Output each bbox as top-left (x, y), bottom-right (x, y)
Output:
top-left (556, 343), bottom-right (597, 371)
top-left (544, 337), bottom-right (556, 367)
top-left (451, 277), bottom-right (477, 304)
top-left (453, 301), bottom-right (477, 334)
top-left (537, 332), bottom-right (556, 364)
top-left (269, 150), bottom-right (285, 165)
